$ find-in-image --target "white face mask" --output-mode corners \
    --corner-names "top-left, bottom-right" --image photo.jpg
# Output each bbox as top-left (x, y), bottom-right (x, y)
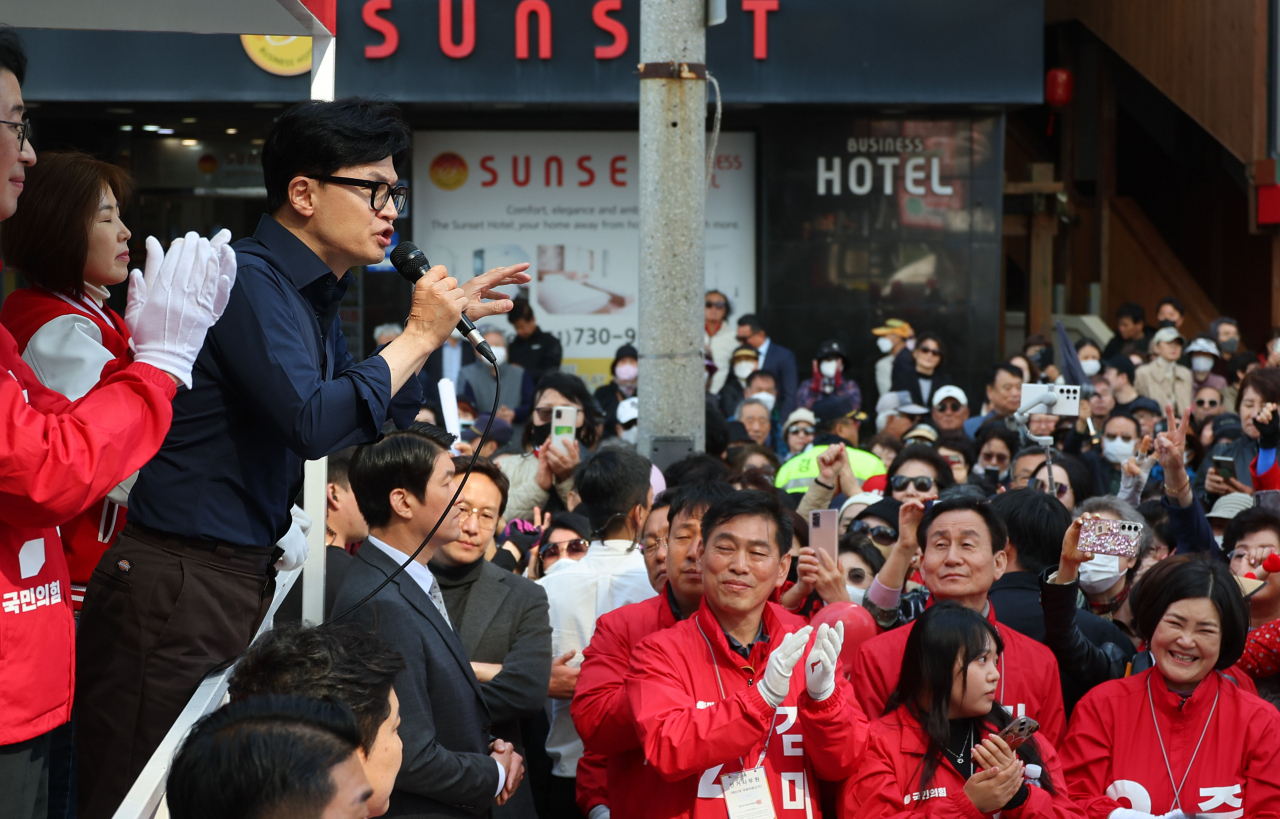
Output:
top-left (819, 360), bottom-right (840, 378)
top-left (1080, 359), bottom-right (1101, 377)
top-left (733, 362), bottom-right (756, 380)
top-left (846, 585), bottom-right (866, 605)
top-left (877, 337), bottom-right (895, 354)
top-left (615, 362), bottom-right (639, 382)
top-left (1103, 437), bottom-right (1135, 464)
top-left (489, 346), bottom-right (507, 366)
top-left (620, 426), bottom-right (638, 445)
top-left (906, 338), bottom-right (917, 351)
top-left (1077, 553), bottom-right (1125, 594)
top-left (752, 393), bottom-right (777, 413)
top-left (1191, 355), bottom-right (1214, 374)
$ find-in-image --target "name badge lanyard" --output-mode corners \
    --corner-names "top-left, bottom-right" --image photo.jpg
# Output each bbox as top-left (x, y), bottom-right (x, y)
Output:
top-left (1146, 672), bottom-right (1219, 813)
top-left (694, 612), bottom-right (778, 772)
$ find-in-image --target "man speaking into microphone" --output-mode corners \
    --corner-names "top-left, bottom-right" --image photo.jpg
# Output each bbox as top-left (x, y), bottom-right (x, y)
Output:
top-left (75, 97), bottom-right (530, 818)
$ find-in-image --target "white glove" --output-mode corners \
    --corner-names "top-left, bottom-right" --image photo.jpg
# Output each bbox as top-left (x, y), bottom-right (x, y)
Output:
top-left (127, 230), bottom-right (236, 388)
top-left (275, 505), bottom-right (312, 571)
top-left (588, 807), bottom-right (611, 819)
top-left (805, 621), bottom-right (844, 702)
top-left (757, 625), bottom-right (812, 708)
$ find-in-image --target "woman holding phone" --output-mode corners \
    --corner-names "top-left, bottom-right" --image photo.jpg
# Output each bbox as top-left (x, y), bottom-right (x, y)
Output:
top-left (843, 601), bottom-right (1080, 817)
top-left (499, 371), bottom-right (601, 521)
top-left (1060, 555), bottom-right (1280, 818)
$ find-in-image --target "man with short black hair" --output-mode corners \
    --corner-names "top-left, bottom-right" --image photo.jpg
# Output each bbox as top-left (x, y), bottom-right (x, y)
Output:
top-left (1101, 302), bottom-right (1154, 360)
top-left (431, 456), bottom-right (551, 818)
top-left (228, 623), bottom-right (407, 817)
top-left (625, 490), bottom-right (867, 817)
top-left (986, 491), bottom-right (1135, 710)
top-left (1009, 445), bottom-right (1047, 491)
top-left (963, 363), bottom-right (1024, 437)
top-left (736, 314), bottom-right (798, 417)
top-left (1104, 356), bottom-right (1140, 414)
top-left (336, 425), bottom-right (525, 816)
top-left (1156, 295), bottom-right (1185, 330)
top-left (851, 496), bottom-right (1067, 745)
top-left (573, 482), bottom-right (736, 819)
top-left (76, 97), bottom-right (532, 817)
top-left (167, 695), bottom-right (372, 819)
top-left (537, 449), bottom-right (656, 816)
top-left (507, 299), bottom-right (562, 386)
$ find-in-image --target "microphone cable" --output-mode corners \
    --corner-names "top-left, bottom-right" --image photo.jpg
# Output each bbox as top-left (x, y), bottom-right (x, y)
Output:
top-left (330, 359), bottom-right (502, 622)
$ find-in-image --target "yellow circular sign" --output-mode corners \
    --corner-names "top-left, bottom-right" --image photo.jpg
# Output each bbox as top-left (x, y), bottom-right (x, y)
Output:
top-left (240, 35), bottom-right (312, 77)
top-left (430, 153), bottom-right (469, 190)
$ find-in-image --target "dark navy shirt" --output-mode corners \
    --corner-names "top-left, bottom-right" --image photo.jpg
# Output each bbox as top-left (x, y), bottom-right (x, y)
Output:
top-left (130, 215), bottom-right (420, 547)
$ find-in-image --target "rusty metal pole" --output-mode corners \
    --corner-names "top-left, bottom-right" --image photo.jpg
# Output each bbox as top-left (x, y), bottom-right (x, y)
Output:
top-left (637, 0), bottom-right (707, 465)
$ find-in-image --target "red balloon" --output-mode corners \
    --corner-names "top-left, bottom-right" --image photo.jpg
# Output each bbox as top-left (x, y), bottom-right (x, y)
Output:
top-left (811, 602), bottom-right (880, 679)
top-left (1045, 68), bottom-right (1073, 108)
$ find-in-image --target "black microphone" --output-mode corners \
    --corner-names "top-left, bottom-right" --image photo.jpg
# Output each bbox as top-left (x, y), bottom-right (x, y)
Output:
top-left (390, 241), bottom-right (496, 364)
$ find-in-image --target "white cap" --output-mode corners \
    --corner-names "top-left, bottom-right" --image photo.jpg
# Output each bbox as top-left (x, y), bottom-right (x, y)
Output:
top-left (931, 385), bottom-right (969, 408)
top-left (782, 408), bottom-right (817, 430)
top-left (1185, 337), bottom-right (1220, 358)
top-left (1206, 492), bottom-right (1252, 520)
top-left (616, 396), bottom-right (639, 425)
top-left (1152, 326), bottom-right (1185, 346)
top-left (875, 390), bottom-right (929, 416)
top-left (840, 492), bottom-right (883, 517)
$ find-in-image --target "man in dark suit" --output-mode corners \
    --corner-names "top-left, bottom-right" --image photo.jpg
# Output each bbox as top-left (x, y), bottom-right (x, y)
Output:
top-left (431, 457), bottom-right (552, 819)
top-left (736, 313), bottom-right (799, 417)
top-left (335, 424), bottom-right (524, 817)
top-left (418, 334), bottom-right (477, 409)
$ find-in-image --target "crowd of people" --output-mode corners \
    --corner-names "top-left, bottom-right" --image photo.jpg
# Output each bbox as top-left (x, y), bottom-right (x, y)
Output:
top-left (7, 24), bottom-right (1280, 819)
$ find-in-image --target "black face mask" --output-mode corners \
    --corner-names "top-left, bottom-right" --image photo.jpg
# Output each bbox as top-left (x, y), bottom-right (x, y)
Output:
top-left (1158, 319), bottom-right (1178, 329)
top-left (531, 422), bottom-right (551, 446)
top-left (1221, 337), bottom-right (1240, 354)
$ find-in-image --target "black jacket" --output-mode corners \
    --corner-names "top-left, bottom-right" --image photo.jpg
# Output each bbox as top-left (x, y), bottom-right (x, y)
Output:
top-left (507, 328), bottom-right (562, 387)
top-left (334, 543), bottom-right (499, 818)
top-left (1032, 569), bottom-right (1135, 713)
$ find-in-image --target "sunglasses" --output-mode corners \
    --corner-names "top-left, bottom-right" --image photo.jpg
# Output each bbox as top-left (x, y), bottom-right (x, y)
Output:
top-left (705, 300), bottom-right (727, 309)
top-left (848, 520), bottom-right (898, 546)
top-left (786, 424), bottom-right (815, 436)
top-left (1028, 478), bottom-right (1070, 498)
top-left (1196, 398), bottom-right (1220, 408)
top-left (541, 538), bottom-right (589, 561)
top-left (936, 400), bottom-right (964, 413)
top-left (890, 475), bottom-right (935, 493)
top-left (917, 346), bottom-right (942, 357)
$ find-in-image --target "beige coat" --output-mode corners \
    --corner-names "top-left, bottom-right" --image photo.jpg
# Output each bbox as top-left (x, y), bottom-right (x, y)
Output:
top-left (1134, 359), bottom-right (1193, 416)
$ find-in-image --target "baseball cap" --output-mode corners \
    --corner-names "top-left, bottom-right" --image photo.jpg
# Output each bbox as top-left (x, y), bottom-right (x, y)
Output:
top-left (616, 396), bottom-right (639, 425)
top-left (461, 414), bottom-right (513, 445)
top-left (1151, 326), bottom-right (1185, 346)
top-left (731, 345), bottom-right (759, 361)
top-left (783, 408), bottom-right (817, 431)
top-left (1128, 397), bottom-right (1162, 416)
top-left (1206, 492), bottom-right (1253, 521)
top-left (875, 391), bottom-right (929, 416)
top-left (903, 424), bottom-right (939, 445)
top-left (813, 395), bottom-right (857, 426)
top-left (872, 319), bottom-right (913, 339)
top-left (932, 385), bottom-right (968, 408)
top-left (1185, 337), bottom-right (1220, 358)
top-left (816, 339), bottom-right (847, 362)
top-left (839, 491), bottom-right (884, 518)
top-left (856, 497), bottom-right (902, 525)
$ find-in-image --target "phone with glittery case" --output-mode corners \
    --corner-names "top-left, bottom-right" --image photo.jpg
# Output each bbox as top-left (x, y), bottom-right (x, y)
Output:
top-left (1079, 518), bottom-right (1142, 558)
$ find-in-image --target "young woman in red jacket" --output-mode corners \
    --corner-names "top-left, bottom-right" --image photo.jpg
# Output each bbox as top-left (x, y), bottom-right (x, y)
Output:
top-left (0, 151), bottom-right (141, 611)
top-left (843, 601), bottom-right (1082, 818)
top-left (1060, 555), bottom-right (1280, 819)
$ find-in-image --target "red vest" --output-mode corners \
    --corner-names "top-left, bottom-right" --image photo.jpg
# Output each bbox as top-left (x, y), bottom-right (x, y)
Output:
top-left (1, 287), bottom-right (134, 608)
top-left (850, 602), bottom-right (1067, 748)
top-left (1061, 668), bottom-right (1280, 819)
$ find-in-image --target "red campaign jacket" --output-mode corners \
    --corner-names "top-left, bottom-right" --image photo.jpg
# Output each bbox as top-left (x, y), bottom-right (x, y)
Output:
top-left (1, 287), bottom-right (134, 609)
top-left (841, 706), bottom-right (1084, 819)
top-left (1060, 667), bottom-right (1280, 819)
top-left (850, 602), bottom-right (1067, 748)
top-left (1252, 453), bottom-right (1280, 492)
top-left (0, 323), bottom-right (175, 745)
top-left (572, 591), bottom-right (680, 817)
top-left (625, 598), bottom-right (868, 819)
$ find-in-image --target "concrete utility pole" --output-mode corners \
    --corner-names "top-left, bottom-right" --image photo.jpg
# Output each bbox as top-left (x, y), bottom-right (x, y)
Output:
top-left (637, 0), bottom-right (708, 466)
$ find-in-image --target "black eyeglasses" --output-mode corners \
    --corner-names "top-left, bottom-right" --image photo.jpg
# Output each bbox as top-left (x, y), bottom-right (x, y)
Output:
top-left (541, 538), bottom-right (589, 561)
top-left (307, 175), bottom-right (408, 212)
top-left (0, 118), bottom-right (30, 150)
top-left (848, 520), bottom-right (898, 546)
top-left (1196, 398), bottom-right (1220, 408)
top-left (1028, 477), bottom-right (1070, 498)
top-left (786, 424), bottom-right (815, 436)
top-left (705, 300), bottom-right (727, 309)
top-left (917, 346), bottom-right (942, 357)
top-left (936, 400), bottom-right (964, 413)
top-left (890, 475), bottom-right (935, 493)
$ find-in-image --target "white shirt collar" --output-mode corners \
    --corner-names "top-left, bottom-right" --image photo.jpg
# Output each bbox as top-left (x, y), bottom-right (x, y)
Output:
top-left (366, 535), bottom-right (450, 624)
top-left (757, 336), bottom-right (772, 359)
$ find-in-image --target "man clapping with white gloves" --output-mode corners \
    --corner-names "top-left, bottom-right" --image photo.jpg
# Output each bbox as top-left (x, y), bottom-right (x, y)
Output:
top-left (0, 35), bottom-right (238, 811)
top-left (625, 490), bottom-right (869, 819)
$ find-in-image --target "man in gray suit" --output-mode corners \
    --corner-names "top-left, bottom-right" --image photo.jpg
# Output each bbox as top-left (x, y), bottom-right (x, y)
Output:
top-left (335, 424), bottom-right (524, 817)
top-left (431, 456), bottom-right (552, 819)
